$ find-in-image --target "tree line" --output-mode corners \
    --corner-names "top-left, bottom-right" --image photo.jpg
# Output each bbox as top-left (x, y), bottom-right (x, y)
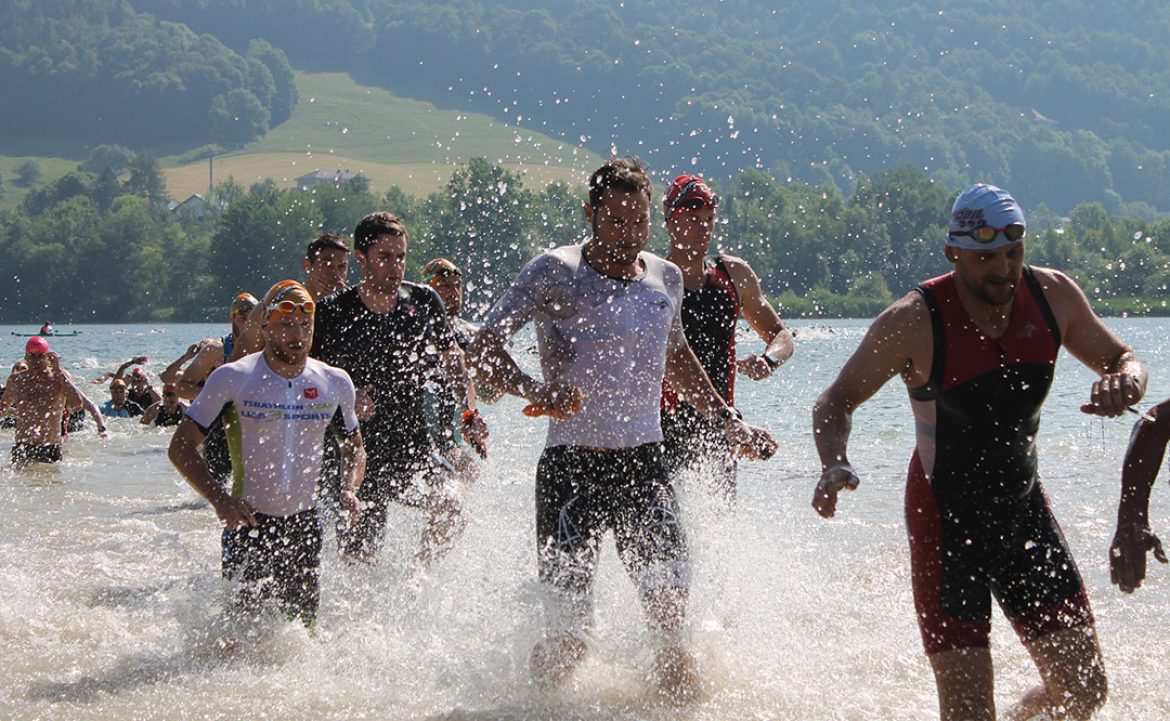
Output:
top-left (2, 156), bottom-right (1168, 325)
top-left (123, 0), bottom-right (1170, 217)
top-left (0, 0), bottom-right (296, 149)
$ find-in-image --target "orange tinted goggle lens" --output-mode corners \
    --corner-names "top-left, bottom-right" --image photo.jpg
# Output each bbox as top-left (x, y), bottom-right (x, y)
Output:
top-left (269, 300), bottom-right (315, 316)
top-left (955, 224), bottom-right (1026, 243)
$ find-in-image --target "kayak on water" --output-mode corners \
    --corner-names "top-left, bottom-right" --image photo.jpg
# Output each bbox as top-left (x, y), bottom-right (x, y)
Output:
top-left (10, 331), bottom-right (82, 337)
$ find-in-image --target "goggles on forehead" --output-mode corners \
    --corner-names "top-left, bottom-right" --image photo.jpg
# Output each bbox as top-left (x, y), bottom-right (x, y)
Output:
top-left (949, 223), bottom-right (1026, 244)
top-left (266, 299), bottom-right (315, 318)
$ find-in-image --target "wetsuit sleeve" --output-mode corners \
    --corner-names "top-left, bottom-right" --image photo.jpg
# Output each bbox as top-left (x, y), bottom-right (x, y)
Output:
top-left (479, 252), bottom-right (552, 340)
top-left (419, 285), bottom-right (456, 353)
top-left (185, 364), bottom-right (237, 432)
top-left (331, 369), bottom-right (360, 437)
top-left (309, 295), bottom-right (343, 366)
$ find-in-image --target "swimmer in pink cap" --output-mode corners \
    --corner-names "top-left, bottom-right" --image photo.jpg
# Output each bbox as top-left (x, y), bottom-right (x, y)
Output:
top-left (1, 338), bottom-right (106, 466)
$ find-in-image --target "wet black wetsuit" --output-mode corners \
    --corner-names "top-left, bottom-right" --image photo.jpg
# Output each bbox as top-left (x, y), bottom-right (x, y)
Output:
top-left (905, 267), bottom-right (1091, 655)
top-left (661, 255), bottom-right (740, 499)
top-left (312, 282), bottom-right (454, 556)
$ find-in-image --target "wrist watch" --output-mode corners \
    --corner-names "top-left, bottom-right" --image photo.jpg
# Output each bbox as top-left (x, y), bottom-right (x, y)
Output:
top-left (762, 351), bottom-right (781, 369)
top-left (719, 406), bottom-right (744, 425)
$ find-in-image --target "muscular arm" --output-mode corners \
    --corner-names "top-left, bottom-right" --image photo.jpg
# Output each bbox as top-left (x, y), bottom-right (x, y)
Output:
top-left (467, 330), bottom-right (580, 416)
top-left (336, 431), bottom-right (368, 518)
top-left (442, 345), bottom-right (476, 411)
top-left (140, 403), bottom-right (160, 426)
top-left (723, 255), bottom-right (794, 376)
top-left (175, 343), bottom-right (222, 400)
top-left (665, 340), bottom-right (778, 459)
top-left (159, 343), bottom-right (204, 384)
top-left (1037, 268), bottom-right (1147, 416)
top-left (812, 294), bottom-right (930, 517)
top-left (112, 356), bottom-right (147, 382)
top-left (168, 418), bottom-right (256, 529)
top-left (61, 376), bottom-right (106, 436)
top-left (1111, 398), bottom-right (1170, 592)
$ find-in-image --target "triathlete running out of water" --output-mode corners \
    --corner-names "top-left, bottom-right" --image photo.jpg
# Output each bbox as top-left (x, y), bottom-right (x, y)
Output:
top-left (168, 281), bottom-right (365, 627)
top-left (659, 174), bottom-right (793, 502)
top-left (469, 158), bottom-right (777, 705)
top-left (420, 257), bottom-right (493, 480)
top-left (311, 212), bottom-right (488, 567)
top-left (1, 337), bottom-right (106, 467)
top-left (812, 183), bottom-right (1146, 721)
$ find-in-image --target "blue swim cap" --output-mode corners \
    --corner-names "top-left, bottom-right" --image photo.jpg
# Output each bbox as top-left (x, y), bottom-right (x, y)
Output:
top-left (946, 183), bottom-right (1025, 250)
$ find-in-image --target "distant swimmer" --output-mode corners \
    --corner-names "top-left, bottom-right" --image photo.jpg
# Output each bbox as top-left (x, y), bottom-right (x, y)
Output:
top-left (1, 337), bottom-right (106, 467)
top-left (660, 174), bottom-right (794, 501)
top-left (168, 281), bottom-right (365, 628)
top-left (39, 322), bottom-right (52, 336)
top-left (141, 384), bottom-right (188, 428)
top-left (312, 212), bottom-right (487, 566)
top-left (100, 378), bottom-right (144, 418)
top-left (1110, 397), bottom-right (1170, 593)
top-left (811, 183), bottom-right (1145, 721)
top-left (469, 158), bottom-right (776, 704)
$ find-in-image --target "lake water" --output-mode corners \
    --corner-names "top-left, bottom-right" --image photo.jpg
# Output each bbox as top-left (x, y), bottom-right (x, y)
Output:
top-left (2, 319), bottom-right (1168, 720)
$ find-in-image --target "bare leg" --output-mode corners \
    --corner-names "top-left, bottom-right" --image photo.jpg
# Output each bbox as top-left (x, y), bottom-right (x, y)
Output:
top-left (530, 631), bottom-right (588, 690)
top-left (1005, 626), bottom-right (1106, 721)
top-left (643, 587), bottom-right (701, 705)
top-left (928, 646), bottom-right (996, 721)
top-left (414, 483), bottom-right (466, 568)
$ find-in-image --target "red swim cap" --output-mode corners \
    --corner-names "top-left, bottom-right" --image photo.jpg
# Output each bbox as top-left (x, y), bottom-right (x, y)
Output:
top-left (25, 336), bottom-right (50, 355)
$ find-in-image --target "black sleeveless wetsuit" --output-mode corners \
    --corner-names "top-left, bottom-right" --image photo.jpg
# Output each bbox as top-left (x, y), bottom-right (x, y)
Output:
top-left (905, 268), bottom-right (1091, 655)
top-left (661, 256), bottom-right (740, 499)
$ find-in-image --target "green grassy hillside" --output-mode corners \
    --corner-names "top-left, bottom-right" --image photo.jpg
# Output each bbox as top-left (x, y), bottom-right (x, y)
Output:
top-left (165, 72), bottom-right (600, 199)
top-left (0, 71), bottom-right (602, 208)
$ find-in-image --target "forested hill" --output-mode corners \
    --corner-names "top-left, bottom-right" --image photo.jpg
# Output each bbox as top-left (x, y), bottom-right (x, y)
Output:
top-left (6, 1), bottom-right (1170, 216)
top-left (0, 0), bottom-right (296, 149)
top-left (121, 0), bottom-right (1170, 216)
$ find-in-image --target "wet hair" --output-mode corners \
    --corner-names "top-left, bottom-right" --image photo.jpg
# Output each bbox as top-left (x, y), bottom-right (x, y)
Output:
top-left (353, 212), bottom-right (407, 254)
top-left (305, 232), bottom-right (349, 262)
top-left (587, 157), bottom-right (652, 209)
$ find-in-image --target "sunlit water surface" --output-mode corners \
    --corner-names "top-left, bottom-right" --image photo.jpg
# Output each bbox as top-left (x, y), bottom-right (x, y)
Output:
top-left (2, 320), bottom-right (1168, 720)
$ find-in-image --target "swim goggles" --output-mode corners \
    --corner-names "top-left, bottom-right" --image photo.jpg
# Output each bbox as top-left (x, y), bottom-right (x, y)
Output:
top-left (266, 299), bottom-right (316, 317)
top-left (948, 223), bottom-right (1026, 244)
top-left (666, 178), bottom-right (720, 218)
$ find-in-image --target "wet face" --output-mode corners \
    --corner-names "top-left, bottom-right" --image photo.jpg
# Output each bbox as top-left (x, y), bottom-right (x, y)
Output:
top-left (584, 188), bottom-right (652, 268)
top-left (948, 242), bottom-right (1026, 307)
top-left (356, 232), bottom-right (408, 296)
top-left (162, 389), bottom-right (179, 410)
top-left (24, 353), bottom-right (49, 373)
top-left (110, 384), bottom-right (127, 404)
top-left (263, 308), bottom-right (314, 366)
top-left (667, 206), bottom-right (716, 259)
top-left (304, 247), bottom-right (350, 297)
top-left (429, 272), bottom-right (463, 316)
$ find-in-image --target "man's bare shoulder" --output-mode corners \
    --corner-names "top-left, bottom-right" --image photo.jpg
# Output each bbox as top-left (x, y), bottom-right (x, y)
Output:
top-left (1026, 265), bottom-right (1080, 294)
top-left (872, 290), bottom-right (931, 335)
